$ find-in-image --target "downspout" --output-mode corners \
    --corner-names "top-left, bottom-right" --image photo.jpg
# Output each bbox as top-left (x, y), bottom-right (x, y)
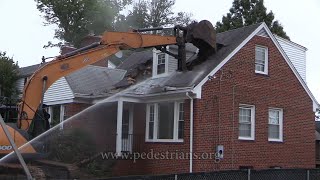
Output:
top-left (186, 92), bottom-right (194, 173)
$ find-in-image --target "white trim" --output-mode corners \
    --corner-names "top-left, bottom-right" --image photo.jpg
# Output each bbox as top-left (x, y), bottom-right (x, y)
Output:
top-left (238, 104), bottom-right (255, 141)
top-left (116, 100), bottom-right (123, 156)
top-left (268, 108), bottom-right (283, 142)
top-left (275, 35), bottom-right (307, 51)
top-left (44, 99), bottom-right (73, 106)
top-left (59, 105), bottom-right (65, 129)
top-left (193, 23), bottom-right (319, 111)
top-left (255, 45), bottom-right (268, 75)
top-left (152, 49), bottom-right (169, 78)
top-left (145, 101), bottom-right (184, 143)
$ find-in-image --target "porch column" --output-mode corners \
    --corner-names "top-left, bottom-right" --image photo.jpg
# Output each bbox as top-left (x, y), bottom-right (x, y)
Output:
top-left (116, 100), bottom-right (123, 155)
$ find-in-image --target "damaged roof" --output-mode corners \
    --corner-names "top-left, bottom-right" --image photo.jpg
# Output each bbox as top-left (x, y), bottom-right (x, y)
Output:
top-left (116, 23), bottom-right (262, 96)
top-left (65, 65), bottom-right (126, 97)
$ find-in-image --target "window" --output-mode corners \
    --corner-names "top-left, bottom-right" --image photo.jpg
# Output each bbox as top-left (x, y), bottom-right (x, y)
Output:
top-left (153, 49), bottom-right (168, 77)
top-left (146, 102), bottom-right (184, 142)
top-left (49, 105), bottom-right (66, 129)
top-left (239, 105), bottom-right (255, 140)
top-left (268, 108), bottom-right (283, 142)
top-left (255, 46), bottom-right (268, 74)
top-left (157, 53), bottom-right (166, 75)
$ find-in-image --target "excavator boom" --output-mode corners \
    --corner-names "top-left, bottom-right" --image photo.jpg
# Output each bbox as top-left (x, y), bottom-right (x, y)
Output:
top-left (0, 20), bottom-right (216, 155)
top-left (18, 33), bottom-right (178, 130)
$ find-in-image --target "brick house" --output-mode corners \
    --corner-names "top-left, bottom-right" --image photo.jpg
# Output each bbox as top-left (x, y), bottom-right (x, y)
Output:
top-left (15, 22), bottom-right (318, 176)
top-left (87, 22), bottom-right (319, 176)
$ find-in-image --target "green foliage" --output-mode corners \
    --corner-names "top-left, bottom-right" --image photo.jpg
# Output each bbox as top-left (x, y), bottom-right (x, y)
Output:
top-left (36, 0), bottom-right (194, 47)
top-left (118, 0), bottom-right (195, 32)
top-left (35, 0), bottom-right (131, 48)
top-left (47, 128), bottom-right (96, 163)
top-left (216, 0), bottom-right (290, 40)
top-left (127, 0), bottom-right (192, 28)
top-left (0, 52), bottom-right (19, 98)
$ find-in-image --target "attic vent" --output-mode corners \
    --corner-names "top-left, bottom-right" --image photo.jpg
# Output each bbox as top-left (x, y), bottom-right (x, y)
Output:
top-left (257, 28), bottom-right (269, 38)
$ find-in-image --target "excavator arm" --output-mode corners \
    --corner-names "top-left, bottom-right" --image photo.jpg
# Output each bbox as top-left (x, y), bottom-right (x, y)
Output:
top-left (18, 32), bottom-right (177, 131)
top-left (18, 20), bottom-right (216, 137)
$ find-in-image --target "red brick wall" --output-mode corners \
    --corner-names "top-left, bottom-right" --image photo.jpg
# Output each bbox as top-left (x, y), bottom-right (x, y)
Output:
top-left (192, 35), bottom-right (315, 171)
top-left (112, 102), bottom-right (191, 176)
top-left (113, 35), bottom-right (315, 176)
top-left (64, 103), bottom-right (91, 118)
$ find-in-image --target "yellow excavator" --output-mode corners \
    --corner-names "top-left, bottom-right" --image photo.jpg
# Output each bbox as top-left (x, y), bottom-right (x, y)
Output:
top-left (0, 20), bottom-right (216, 156)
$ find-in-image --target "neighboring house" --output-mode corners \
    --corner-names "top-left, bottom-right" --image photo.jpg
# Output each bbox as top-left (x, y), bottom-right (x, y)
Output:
top-left (17, 64), bottom-right (125, 127)
top-left (85, 22), bottom-right (318, 176)
top-left (316, 121), bottom-right (320, 168)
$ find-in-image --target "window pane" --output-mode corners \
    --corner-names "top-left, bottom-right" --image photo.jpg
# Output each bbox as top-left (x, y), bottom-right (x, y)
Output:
top-left (178, 103), bottom-right (184, 139)
top-left (239, 124), bottom-right (251, 137)
top-left (178, 121), bottom-right (184, 139)
top-left (157, 64), bottom-right (165, 74)
top-left (157, 102), bottom-right (174, 139)
top-left (269, 124), bottom-right (279, 139)
top-left (239, 108), bottom-right (251, 123)
top-left (255, 64), bottom-right (265, 72)
top-left (149, 122), bottom-right (154, 139)
top-left (157, 53), bottom-right (166, 75)
top-left (255, 47), bottom-right (266, 72)
top-left (51, 105), bottom-right (61, 127)
top-left (269, 110), bottom-right (279, 125)
top-left (148, 105), bottom-right (155, 139)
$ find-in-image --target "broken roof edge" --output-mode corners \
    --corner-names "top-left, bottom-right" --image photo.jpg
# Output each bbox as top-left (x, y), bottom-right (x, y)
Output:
top-left (193, 22), bottom-right (319, 111)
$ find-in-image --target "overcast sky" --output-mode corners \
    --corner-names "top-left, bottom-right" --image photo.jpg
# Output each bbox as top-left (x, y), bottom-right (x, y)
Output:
top-left (0, 0), bottom-right (319, 101)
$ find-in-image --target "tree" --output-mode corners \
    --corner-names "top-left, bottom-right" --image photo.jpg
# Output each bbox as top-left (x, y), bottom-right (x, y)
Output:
top-left (35, 0), bottom-right (131, 48)
top-left (121, 0), bottom-right (194, 31)
top-left (0, 52), bottom-right (19, 98)
top-left (216, 0), bottom-right (290, 40)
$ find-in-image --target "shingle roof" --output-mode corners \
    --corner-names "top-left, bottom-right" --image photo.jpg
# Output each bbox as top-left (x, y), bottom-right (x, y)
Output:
top-left (65, 65), bottom-right (126, 96)
top-left (18, 63), bottom-right (44, 77)
top-left (117, 50), bottom-right (153, 71)
top-left (119, 23), bottom-right (262, 96)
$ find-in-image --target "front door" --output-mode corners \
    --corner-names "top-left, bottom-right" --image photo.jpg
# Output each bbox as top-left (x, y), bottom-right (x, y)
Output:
top-left (121, 106), bottom-right (133, 152)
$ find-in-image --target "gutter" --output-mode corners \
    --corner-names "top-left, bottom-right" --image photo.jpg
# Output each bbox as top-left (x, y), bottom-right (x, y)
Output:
top-left (186, 92), bottom-right (194, 173)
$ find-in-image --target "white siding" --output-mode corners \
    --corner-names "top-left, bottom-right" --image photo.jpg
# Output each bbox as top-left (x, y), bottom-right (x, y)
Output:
top-left (276, 36), bottom-right (307, 81)
top-left (168, 55), bottom-right (178, 73)
top-left (167, 48), bottom-right (195, 73)
top-left (43, 77), bottom-right (74, 105)
top-left (16, 78), bottom-right (25, 94)
top-left (257, 28), bottom-right (269, 38)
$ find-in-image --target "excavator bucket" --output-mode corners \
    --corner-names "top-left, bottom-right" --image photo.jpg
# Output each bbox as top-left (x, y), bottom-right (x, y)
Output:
top-left (184, 20), bottom-right (217, 68)
top-left (185, 20), bottom-right (216, 52)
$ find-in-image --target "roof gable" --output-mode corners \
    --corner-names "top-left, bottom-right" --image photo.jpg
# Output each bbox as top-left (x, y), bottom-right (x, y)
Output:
top-left (194, 23), bottom-right (319, 111)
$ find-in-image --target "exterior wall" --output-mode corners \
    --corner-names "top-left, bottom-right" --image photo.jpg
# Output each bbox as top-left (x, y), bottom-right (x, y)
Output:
top-left (43, 77), bottom-right (74, 105)
top-left (276, 36), bottom-right (307, 82)
top-left (112, 35), bottom-right (314, 176)
top-left (112, 102), bottom-right (191, 176)
top-left (64, 103), bottom-right (91, 118)
top-left (192, 35), bottom-right (314, 171)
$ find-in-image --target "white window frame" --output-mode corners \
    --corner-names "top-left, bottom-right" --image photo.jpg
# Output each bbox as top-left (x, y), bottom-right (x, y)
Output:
top-left (145, 101), bottom-right (184, 142)
top-left (152, 49), bottom-right (169, 78)
top-left (48, 104), bottom-right (66, 129)
top-left (268, 108), bottom-right (283, 142)
top-left (255, 45), bottom-right (268, 75)
top-left (238, 104), bottom-right (255, 140)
